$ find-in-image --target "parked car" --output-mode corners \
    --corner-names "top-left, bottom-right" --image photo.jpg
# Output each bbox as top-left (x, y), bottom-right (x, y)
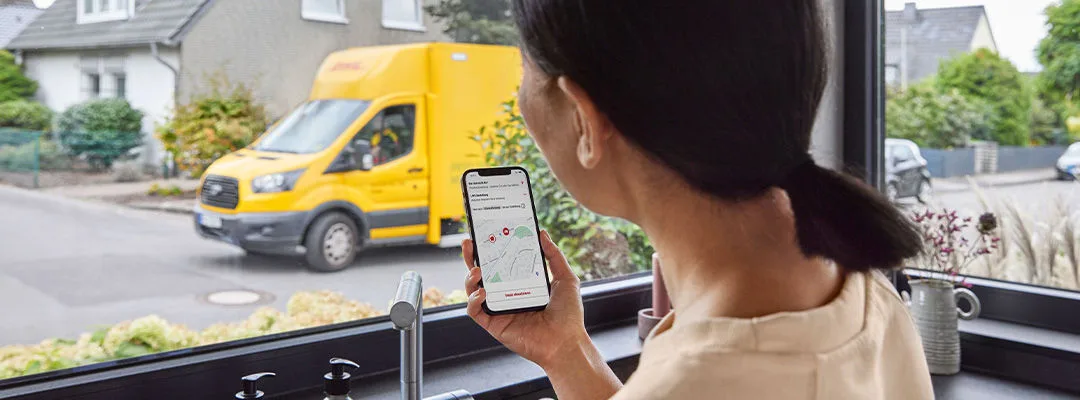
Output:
top-left (885, 138), bottom-right (932, 203)
top-left (1056, 142), bottom-right (1080, 180)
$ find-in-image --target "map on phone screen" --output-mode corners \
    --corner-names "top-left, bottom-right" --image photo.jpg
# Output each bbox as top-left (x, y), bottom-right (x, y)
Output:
top-left (464, 168), bottom-right (550, 311)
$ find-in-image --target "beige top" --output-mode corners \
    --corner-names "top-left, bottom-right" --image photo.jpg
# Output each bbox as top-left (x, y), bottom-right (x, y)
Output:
top-left (611, 271), bottom-right (933, 400)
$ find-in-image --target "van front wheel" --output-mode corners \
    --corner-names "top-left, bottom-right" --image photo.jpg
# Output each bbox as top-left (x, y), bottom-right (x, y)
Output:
top-left (304, 212), bottom-right (359, 272)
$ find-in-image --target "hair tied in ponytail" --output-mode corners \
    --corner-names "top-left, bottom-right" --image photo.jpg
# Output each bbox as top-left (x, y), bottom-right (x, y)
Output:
top-left (779, 158), bottom-right (922, 272)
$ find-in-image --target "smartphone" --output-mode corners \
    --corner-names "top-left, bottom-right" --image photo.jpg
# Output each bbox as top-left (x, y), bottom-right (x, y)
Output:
top-left (461, 166), bottom-right (552, 315)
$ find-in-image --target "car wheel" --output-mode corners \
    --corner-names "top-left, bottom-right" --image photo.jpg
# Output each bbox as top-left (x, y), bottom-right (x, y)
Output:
top-left (916, 179), bottom-right (932, 204)
top-left (304, 212), bottom-right (359, 272)
top-left (886, 182), bottom-right (899, 203)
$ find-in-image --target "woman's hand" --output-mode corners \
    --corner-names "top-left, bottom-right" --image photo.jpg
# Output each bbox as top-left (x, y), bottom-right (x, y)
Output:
top-left (463, 230), bottom-right (623, 400)
top-left (462, 230), bottom-right (587, 368)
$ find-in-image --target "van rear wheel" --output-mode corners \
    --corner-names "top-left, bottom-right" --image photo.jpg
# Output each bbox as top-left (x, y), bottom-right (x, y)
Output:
top-left (304, 212), bottom-right (359, 272)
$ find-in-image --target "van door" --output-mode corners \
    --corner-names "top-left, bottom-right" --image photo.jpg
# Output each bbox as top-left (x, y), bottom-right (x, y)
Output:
top-left (343, 97), bottom-right (430, 240)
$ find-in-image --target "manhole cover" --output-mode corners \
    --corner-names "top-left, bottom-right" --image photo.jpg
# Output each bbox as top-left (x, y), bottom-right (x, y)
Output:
top-left (201, 290), bottom-right (273, 306)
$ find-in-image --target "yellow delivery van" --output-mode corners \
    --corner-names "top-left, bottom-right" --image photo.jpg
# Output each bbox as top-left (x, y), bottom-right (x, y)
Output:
top-left (193, 43), bottom-right (522, 272)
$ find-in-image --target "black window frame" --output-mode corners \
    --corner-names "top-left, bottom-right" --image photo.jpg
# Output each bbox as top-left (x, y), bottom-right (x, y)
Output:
top-left (4, 1), bottom-right (1080, 399)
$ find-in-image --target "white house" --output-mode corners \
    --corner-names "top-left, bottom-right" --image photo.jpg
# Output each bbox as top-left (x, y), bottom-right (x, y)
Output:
top-left (7, 0), bottom-right (445, 167)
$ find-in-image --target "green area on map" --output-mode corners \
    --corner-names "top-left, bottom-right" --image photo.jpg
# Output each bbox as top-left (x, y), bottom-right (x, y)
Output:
top-left (513, 226), bottom-right (534, 238)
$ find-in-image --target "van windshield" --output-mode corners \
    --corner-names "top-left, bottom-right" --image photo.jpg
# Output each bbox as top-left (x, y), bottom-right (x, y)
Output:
top-left (253, 100), bottom-right (371, 154)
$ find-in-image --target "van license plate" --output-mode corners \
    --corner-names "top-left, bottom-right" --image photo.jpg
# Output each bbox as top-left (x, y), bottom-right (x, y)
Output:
top-left (200, 214), bottom-right (223, 229)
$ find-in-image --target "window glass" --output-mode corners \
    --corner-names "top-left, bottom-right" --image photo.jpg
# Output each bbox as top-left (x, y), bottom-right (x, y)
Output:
top-left (885, 0), bottom-right (1080, 293)
top-left (302, 0), bottom-right (345, 20)
top-left (893, 144), bottom-right (914, 161)
top-left (114, 73), bottom-right (126, 99)
top-left (350, 105), bottom-right (416, 165)
top-left (253, 100), bottom-right (370, 154)
top-left (383, 0), bottom-right (421, 26)
top-left (0, 0), bottom-right (647, 384)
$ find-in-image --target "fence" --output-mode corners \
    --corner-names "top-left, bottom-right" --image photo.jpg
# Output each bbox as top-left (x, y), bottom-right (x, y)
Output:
top-left (922, 145), bottom-right (1067, 178)
top-left (0, 128), bottom-right (143, 188)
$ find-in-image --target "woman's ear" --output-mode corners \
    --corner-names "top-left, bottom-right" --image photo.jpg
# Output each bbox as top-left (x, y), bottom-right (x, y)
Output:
top-left (557, 76), bottom-right (612, 169)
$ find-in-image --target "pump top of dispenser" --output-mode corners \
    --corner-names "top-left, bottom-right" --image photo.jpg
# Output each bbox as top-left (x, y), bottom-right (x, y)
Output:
top-left (235, 372), bottom-right (276, 399)
top-left (325, 357), bottom-right (360, 396)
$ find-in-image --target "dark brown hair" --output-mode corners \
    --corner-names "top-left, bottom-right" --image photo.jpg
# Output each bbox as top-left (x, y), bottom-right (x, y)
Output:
top-left (512, 1), bottom-right (921, 271)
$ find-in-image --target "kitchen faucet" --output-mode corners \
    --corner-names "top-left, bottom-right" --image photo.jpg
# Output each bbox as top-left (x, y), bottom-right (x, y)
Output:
top-left (391, 271), bottom-right (474, 400)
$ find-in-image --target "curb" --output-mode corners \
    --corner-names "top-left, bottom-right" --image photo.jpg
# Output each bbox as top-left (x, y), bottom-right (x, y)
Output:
top-left (933, 172), bottom-right (1060, 194)
top-left (126, 202), bottom-right (195, 215)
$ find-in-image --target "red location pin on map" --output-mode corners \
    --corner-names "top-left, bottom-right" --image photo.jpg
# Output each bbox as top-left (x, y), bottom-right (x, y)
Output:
top-left (488, 234), bottom-right (496, 243)
top-left (503, 227), bottom-right (510, 236)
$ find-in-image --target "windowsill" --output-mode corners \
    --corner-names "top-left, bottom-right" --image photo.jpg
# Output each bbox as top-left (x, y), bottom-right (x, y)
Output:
top-left (382, 20), bottom-right (427, 32)
top-left (302, 12), bottom-right (349, 25)
top-left (77, 11), bottom-right (129, 24)
top-left (295, 318), bottom-right (1080, 400)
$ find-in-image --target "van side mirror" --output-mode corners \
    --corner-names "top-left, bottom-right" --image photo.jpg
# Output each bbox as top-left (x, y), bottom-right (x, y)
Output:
top-left (353, 140), bottom-right (374, 171)
top-left (325, 140), bottom-right (373, 174)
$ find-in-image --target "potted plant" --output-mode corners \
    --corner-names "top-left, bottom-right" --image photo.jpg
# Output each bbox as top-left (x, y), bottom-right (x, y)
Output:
top-left (638, 253), bottom-right (670, 339)
top-left (907, 208), bottom-right (999, 375)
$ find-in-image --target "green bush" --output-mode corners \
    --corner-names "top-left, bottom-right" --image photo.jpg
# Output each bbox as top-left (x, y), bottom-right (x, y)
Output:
top-left (56, 99), bottom-right (144, 170)
top-left (157, 74), bottom-right (268, 177)
top-left (0, 100), bottom-right (53, 131)
top-left (885, 82), bottom-right (991, 148)
top-left (935, 49), bottom-right (1031, 146)
top-left (0, 140), bottom-right (70, 172)
top-left (474, 98), bottom-right (654, 279)
top-left (0, 50), bottom-right (37, 103)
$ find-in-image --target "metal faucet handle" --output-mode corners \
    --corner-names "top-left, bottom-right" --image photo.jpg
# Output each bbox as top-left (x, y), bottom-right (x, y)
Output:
top-left (391, 271), bottom-right (423, 330)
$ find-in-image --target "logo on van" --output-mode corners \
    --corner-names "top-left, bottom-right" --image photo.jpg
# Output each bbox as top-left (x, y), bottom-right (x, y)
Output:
top-left (330, 62), bottom-right (364, 71)
top-left (206, 183), bottom-right (224, 196)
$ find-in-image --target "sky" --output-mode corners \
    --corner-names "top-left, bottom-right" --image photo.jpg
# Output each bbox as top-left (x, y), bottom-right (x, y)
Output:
top-left (885, 0), bottom-right (1059, 72)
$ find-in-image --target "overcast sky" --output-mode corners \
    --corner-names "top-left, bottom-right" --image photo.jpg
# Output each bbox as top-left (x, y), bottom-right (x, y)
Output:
top-left (885, 0), bottom-right (1059, 72)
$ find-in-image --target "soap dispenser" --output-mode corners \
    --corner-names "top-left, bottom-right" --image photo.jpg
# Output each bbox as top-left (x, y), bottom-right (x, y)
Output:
top-left (235, 372), bottom-right (276, 399)
top-left (324, 357), bottom-right (360, 400)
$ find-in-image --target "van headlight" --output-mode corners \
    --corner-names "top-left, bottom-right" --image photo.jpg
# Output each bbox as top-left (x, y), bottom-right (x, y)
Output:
top-left (252, 169), bottom-right (305, 193)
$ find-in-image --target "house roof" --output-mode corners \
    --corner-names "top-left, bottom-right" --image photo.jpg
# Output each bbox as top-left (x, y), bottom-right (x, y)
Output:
top-left (885, 5), bottom-right (989, 83)
top-left (0, 0), bottom-right (44, 49)
top-left (6, 0), bottom-right (211, 51)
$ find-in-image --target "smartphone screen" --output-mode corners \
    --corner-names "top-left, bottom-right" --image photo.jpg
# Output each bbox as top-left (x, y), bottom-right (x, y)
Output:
top-left (462, 167), bottom-right (551, 313)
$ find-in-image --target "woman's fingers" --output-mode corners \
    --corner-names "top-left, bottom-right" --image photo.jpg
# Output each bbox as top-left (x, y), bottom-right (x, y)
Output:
top-left (540, 230), bottom-right (578, 285)
top-left (465, 266), bottom-right (482, 295)
top-left (466, 287), bottom-right (491, 328)
top-left (461, 238), bottom-right (476, 269)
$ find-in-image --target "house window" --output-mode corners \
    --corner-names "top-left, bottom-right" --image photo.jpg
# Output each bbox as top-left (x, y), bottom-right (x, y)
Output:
top-left (85, 73), bottom-right (101, 98)
top-left (301, 0), bottom-right (348, 24)
top-left (80, 55), bottom-right (126, 100)
top-left (77, 0), bottom-right (132, 24)
top-left (382, 0), bottom-right (424, 31)
top-left (114, 73), bottom-right (127, 99)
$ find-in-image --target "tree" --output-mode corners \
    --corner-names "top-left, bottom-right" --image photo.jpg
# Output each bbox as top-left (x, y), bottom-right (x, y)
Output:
top-left (1037, 0), bottom-right (1080, 140)
top-left (886, 82), bottom-right (990, 149)
top-left (935, 49), bottom-right (1031, 146)
top-left (0, 50), bottom-right (37, 103)
top-left (424, 0), bottom-right (517, 45)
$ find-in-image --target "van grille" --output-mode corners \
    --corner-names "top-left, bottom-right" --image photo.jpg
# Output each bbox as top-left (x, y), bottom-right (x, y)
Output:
top-left (201, 175), bottom-right (240, 209)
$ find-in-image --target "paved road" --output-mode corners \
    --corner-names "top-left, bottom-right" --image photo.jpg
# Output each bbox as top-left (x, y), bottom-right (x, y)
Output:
top-left (911, 178), bottom-right (1080, 219)
top-left (0, 186), bottom-right (466, 346)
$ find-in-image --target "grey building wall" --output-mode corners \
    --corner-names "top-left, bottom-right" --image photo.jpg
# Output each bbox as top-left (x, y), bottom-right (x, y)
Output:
top-left (178, 0), bottom-right (447, 119)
